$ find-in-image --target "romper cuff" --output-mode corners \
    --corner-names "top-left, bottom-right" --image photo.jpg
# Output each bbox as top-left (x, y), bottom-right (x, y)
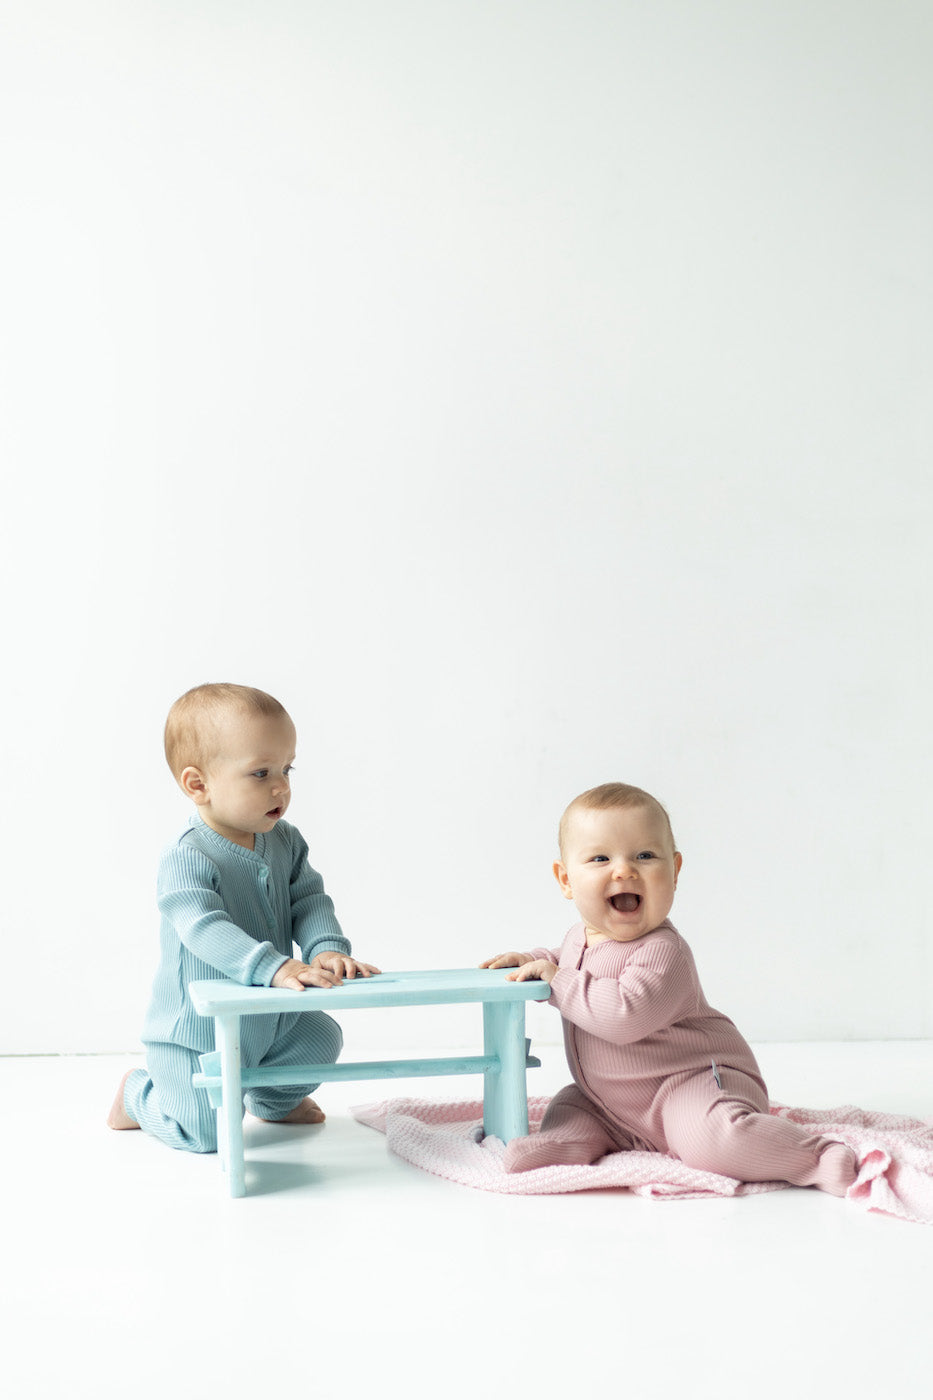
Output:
top-left (547, 968), bottom-right (572, 1009)
top-left (256, 949), bottom-right (291, 987)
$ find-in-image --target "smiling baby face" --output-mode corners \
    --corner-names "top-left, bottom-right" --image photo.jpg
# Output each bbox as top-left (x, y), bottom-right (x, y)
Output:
top-left (554, 798), bottom-right (682, 944)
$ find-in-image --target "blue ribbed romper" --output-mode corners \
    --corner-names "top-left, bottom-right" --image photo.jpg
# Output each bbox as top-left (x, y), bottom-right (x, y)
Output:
top-left (124, 815), bottom-right (350, 1152)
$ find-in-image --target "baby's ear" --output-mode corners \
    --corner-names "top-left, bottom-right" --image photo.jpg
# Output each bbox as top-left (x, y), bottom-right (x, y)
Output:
top-left (180, 766), bottom-right (209, 804)
top-left (553, 860), bottom-right (574, 900)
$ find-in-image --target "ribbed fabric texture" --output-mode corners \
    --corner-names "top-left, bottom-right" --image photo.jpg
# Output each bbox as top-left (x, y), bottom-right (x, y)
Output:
top-left (537, 921), bottom-right (768, 1138)
top-left (141, 815), bottom-right (350, 1053)
top-left (529, 921), bottom-right (859, 1191)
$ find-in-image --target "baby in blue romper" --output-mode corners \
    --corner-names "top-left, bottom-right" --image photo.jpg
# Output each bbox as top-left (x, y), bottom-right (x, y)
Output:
top-left (108, 682), bottom-right (379, 1151)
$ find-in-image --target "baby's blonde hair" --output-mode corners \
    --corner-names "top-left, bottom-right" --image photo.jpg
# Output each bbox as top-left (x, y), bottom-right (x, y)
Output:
top-left (164, 682), bottom-right (289, 781)
top-left (558, 782), bottom-right (677, 858)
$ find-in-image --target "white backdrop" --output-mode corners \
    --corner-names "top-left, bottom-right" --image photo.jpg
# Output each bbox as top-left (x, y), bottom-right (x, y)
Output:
top-left (2, 0), bottom-right (930, 1053)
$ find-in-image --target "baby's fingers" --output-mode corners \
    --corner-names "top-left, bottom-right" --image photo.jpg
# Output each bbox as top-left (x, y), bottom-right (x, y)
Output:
top-left (279, 971), bottom-right (335, 990)
top-left (506, 962), bottom-right (542, 983)
top-left (297, 967), bottom-right (342, 988)
top-left (351, 961), bottom-right (382, 978)
top-left (277, 974), bottom-right (307, 990)
top-left (481, 952), bottom-right (529, 970)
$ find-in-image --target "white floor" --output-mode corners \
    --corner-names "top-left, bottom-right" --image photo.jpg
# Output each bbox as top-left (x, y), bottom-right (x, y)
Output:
top-left (3, 1040), bottom-right (932, 1400)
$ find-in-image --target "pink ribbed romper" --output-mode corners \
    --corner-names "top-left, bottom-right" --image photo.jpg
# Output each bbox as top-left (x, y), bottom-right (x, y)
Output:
top-left (505, 920), bottom-right (857, 1194)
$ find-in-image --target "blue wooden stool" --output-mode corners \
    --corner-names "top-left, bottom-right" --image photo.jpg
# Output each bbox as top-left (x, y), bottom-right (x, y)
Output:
top-left (190, 968), bottom-right (551, 1196)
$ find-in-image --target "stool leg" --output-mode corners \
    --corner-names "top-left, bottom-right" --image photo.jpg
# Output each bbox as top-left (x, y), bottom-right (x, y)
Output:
top-left (216, 1015), bottom-right (246, 1198)
top-left (483, 1000), bottom-right (529, 1142)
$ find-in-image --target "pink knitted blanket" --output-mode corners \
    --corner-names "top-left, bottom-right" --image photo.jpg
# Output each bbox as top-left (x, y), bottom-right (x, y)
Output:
top-left (350, 1095), bottom-right (933, 1224)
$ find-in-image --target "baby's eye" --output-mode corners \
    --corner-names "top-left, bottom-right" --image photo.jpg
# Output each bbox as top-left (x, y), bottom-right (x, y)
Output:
top-left (589, 855), bottom-right (609, 863)
top-left (252, 769), bottom-right (269, 780)
top-left (636, 851), bottom-right (657, 861)
top-left (284, 764), bottom-right (295, 776)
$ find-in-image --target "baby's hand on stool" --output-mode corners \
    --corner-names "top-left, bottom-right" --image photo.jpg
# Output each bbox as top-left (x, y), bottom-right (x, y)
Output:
top-left (480, 951), bottom-right (536, 969)
top-left (272, 958), bottom-right (343, 990)
top-left (505, 959), bottom-right (559, 985)
top-left (312, 952), bottom-right (381, 980)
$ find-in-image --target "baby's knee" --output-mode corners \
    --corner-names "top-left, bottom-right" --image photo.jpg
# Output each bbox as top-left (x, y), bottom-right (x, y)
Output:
top-left (311, 1011), bottom-right (343, 1064)
top-left (665, 1101), bottom-right (754, 1174)
top-left (145, 1098), bottom-right (218, 1154)
top-left (165, 1080), bottom-right (219, 1153)
top-left (128, 1059), bottom-right (220, 1154)
top-left (164, 1091), bottom-right (218, 1153)
top-left (181, 1114), bottom-right (219, 1154)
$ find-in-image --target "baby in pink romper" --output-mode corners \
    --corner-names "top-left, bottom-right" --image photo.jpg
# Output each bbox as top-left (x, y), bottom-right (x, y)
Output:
top-left (481, 782), bottom-right (858, 1195)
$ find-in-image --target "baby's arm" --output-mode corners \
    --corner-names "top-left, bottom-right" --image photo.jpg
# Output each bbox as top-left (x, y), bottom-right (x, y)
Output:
top-left (159, 845), bottom-right (288, 986)
top-left (549, 937), bottom-right (694, 1043)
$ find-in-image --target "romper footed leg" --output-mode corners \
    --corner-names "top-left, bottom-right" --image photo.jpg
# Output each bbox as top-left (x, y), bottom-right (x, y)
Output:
top-left (797, 1141), bottom-right (860, 1197)
top-left (504, 1084), bottom-right (624, 1172)
top-left (661, 1069), bottom-right (858, 1197)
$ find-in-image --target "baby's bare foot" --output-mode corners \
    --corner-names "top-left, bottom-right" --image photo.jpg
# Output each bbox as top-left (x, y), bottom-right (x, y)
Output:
top-left (259, 1097), bottom-right (326, 1126)
top-left (107, 1070), bottom-right (140, 1130)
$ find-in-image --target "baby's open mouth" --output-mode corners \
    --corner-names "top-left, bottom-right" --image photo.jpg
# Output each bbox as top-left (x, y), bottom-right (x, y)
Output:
top-left (611, 893), bottom-right (642, 913)
top-left (266, 807), bottom-right (282, 818)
